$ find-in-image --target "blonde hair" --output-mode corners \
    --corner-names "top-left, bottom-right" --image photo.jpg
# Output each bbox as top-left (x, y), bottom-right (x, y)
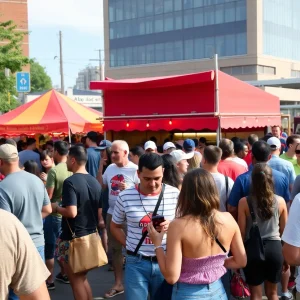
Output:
top-left (187, 154), bottom-right (201, 170)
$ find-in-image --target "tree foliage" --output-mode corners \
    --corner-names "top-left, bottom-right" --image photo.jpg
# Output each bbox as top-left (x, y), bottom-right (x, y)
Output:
top-left (0, 20), bottom-right (30, 112)
top-left (30, 60), bottom-right (52, 92)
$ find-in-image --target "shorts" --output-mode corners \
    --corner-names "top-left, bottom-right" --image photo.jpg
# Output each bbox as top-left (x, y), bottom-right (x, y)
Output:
top-left (243, 240), bottom-right (283, 286)
top-left (44, 214), bottom-right (62, 260)
top-left (55, 238), bottom-right (70, 263)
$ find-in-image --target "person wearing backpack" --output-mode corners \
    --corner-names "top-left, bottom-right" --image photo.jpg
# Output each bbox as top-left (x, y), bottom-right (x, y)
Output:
top-left (238, 163), bottom-right (288, 299)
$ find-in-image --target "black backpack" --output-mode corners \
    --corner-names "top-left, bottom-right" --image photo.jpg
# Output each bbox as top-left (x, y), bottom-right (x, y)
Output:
top-left (244, 197), bottom-right (265, 263)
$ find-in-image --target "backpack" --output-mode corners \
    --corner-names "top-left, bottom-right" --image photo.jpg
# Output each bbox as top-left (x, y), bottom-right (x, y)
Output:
top-left (244, 197), bottom-right (265, 263)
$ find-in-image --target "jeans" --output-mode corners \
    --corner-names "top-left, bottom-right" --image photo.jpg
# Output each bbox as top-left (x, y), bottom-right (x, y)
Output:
top-left (44, 214), bottom-right (62, 260)
top-left (172, 279), bottom-right (227, 300)
top-left (9, 245), bottom-right (45, 300)
top-left (125, 254), bottom-right (165, 300)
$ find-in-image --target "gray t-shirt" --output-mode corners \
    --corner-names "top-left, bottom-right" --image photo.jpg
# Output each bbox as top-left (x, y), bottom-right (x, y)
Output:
top-left (0, 171), bottom-right (50, 247)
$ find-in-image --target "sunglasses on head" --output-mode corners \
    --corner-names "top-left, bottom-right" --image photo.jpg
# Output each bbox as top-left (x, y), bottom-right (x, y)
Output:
top-left (296, 150), bottom-right (300, 154)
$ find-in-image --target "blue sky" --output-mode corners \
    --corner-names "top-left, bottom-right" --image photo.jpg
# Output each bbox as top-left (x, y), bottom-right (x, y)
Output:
top-left (28, 0), bottom-right (104, 88)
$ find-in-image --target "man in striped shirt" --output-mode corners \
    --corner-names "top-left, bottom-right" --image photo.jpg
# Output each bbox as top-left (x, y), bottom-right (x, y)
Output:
top-left (111, 153), bottom-right (179, 300)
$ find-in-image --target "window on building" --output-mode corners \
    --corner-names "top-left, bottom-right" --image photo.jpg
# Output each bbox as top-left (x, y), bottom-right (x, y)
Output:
top-left (164, 0), bottom-right (173, 13)
top-left (243, 65), bottom-right (256, 74)
top-left (165, 42), bottom-right (174, 61)
top-left (194, 0), bottom-right (204, 8)
top-left (154, 0), bottom-right (163, 14)
top-left (215, 35), bottom-right (225, 56)
top-left (174, 0), bottom-right (182, 11)
top-left (117, 48), bottom-right (125, 66)
top-left (138, 19), bottom-right (145, 35)
top-left (145, 0), bottom-right (154, 16)
top-left (138, 45), bottom-right (146, 64)
top-left (124, 1), bottom-right (131, 19)
top-left (145, 17), bottom-right (154, 34)
top-left (110, 49), bottom-right (117, 67)
top-left (174, 40), bottom-right (183, 60)
top-left (115, 0), bottom-right (124, 21)
top-left (164, 13), bottom-right (174, 31)
top-left (109, 2), bottom-right (115, 22)
top-left (225, 34), bottom-right (236, 56)
top-left (138, 0), bottom-right (145, 18)
top-left (131, 0), bottom-right (138, 18)
top-left (232, 66), bottom-right (243, 75)
top-left (204, 37), bottom-right (214, 58)
top-left (220, 67), bottom-right (232, 74)
top-left (115, 22), bottom-right (124, 38)
top-left (184, 9), bottom-right (194, 28)
top-left (194, 37), bottom-right (205, 59)
top-left (220, 65), bottom-right (275, 75)
top-left (132, 46), bottom-right (138, 65)
top-left (204, 6), bottom-right (215, 25)
top-left (236, 32), bottom-right (247, 55)
top-left (184, 39), bottom-right (194, 60)
top-left (236, 0), bottom-right (246, 21)
top-left (194, 7), bottom-right (204, 27)
top-left (291, 70), bottom-right (300, 78)
top-left (124, 47), bottom-right (133, 65)
top-left (224, 2), bottom-right (235, 22)
top-left (205, 0), bottom-right (216, 5)
top-left (215, 4), bottom-right (225, 24)
top-left (146, 44), bottom-right (155, 63)
top-left (154, 15), bottom-right (164, 32)
top-left (155, 43), bottom-right (165, 62)
top-left (263, 66), bottom-right (276, 75)
top-left (109, 23), bottom-right (115, 39)
top-left (174, 11), bottom-right (183, 29)
top-left (184, 0), bottom-right (194, 9)
top-left (123, 20), bottom-right (131, 37)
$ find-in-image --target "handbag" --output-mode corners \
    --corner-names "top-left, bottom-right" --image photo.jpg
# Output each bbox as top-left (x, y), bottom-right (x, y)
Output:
top-left (133, 184), bottom-right (173, 300)
top-left (230, 272), bottom-right (251, 299)
top-left (244, 196), bottom-right (265, 263)
top-left (66, 202), bottom-right (108, 274)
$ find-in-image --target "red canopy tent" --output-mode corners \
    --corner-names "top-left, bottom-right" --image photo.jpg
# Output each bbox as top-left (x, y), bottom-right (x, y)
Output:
top-left (90, 71), bottom-right (280, 132)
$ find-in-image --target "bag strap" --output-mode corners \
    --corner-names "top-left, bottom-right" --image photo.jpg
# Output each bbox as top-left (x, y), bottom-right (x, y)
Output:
top-left (246, 196), bottom-right (257, 224)
top-left (134, 184), bottom-right (165, 255)
top-left (215, 237), bottom-right (227, 253)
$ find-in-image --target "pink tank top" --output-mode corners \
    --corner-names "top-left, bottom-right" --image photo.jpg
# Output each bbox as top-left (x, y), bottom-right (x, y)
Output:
top-left (179, 253), bottom-right (227, 284)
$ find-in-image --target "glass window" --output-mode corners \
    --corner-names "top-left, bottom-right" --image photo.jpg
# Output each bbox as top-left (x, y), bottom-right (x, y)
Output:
top-left (131, 0), bottom-right (138, 18)
top-left (109, 23), bottom-right (115, 39)
top-left (164, 13), bottom-right (174, 31)
top-left (174, 40), bottom-right (183, 60)
top-left (124, 1), bottom-right (131, 20)
top-left (264, 66), bottom-right (275, 75)
top-left (243, 65), bottom-right (256, 74)
top-left (204, 37), bottom-right (214, 58)
top-left (123, 20), bottom-right (131, 37)
top-left (194, 7), bottom-right (204, 27)
top-left (165, 42), bottom-right (174, 61)
top-left (236, 32), bottom-right (247, 55)
top-left (109, 1), bottom-right (115, 22)
top-left (115, 22), bottom-right (124, 38)
top-left (174, 11), bottom-right (182, 29)
top-left (215, 35), bottom-right (225, 56)
top-left (194, 37), bottom-right (204, 59)
top-left (146, 44), bottom-right (155, 64)
top-left (116, 0), bottom-right (123, 21)
top-left (154, 15), bottom-right (164, 32)
top-left (138, 0), bottom-right (145, 18)
top-left (145, 17), bottom-right (154, 34)
top-left (194, 0), bottom-right (204, 8)
top-left (184, 39), bottom-right (194, 60)
top-left (130, 19), bottom-right (138, 36)
top-left (232, 66), bottom-right (243, 75)
top-left (164, 0), bottom-right (173, 13)
top-left (220, 67), bottom-right (232, 74)
top-left (204, 6), bottom-right (215, 25)
top-left (184, 0), bottom-right (193, 9)
top-left (257, 65), bottom-right (264, 74)
top-left (138, 19), bottom-right (145, 35)
top-left (110, 49), bottom-right (117, 67)
top-left (154, 0), bottom-right (163, 14)
top-left (204, 0), bottom-right (216, 5)
top-left (145, 0), bottom-right (154, 16)
top-left (225, 34), bottom-right (235, 56)
top-left (132, 46), bottom-right (138, 65)
top-left (138, 45), bottom-right (146, 65)
top-left (216, 0), bottom-right (225, 3)
top-left (225, 2), bottom-right (235, 22)
top-left (184, 9), bottom-right (194, 28)
top-left (155, 43), bottom-right (165, 62)
top-left (236, 1), bottom-right (246, 21)
top-left (174, 0), bottom-right (182, 11)
top-left (215, 4), bottom-right (224, 24)
top-left (124, 47), bottom-right (133, 65)
top-left (117, 48), bottom-right (125, 66)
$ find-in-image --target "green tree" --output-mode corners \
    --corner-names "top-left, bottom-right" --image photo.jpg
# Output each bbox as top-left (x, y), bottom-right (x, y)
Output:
top-left (0, 20), bottom-right (30, 112)
top-left (30, 59), bottom-right (52, 92)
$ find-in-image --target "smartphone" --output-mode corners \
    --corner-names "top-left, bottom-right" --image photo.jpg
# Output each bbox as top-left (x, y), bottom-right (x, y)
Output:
top-left (152, 215), bottom-right (165, 228)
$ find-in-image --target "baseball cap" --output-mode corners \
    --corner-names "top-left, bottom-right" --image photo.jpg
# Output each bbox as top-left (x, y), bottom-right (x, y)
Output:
top-left (183, 139), bottom-right (195, 153)
top-left (267, 137), bottom-right (281, 150)
top-left (144, 141), bottom-right (157, 151)
top-left (170, 150), bottom-right (194, 163)
top-left (0, 144), bottom-right (18, 160)
top-left (96, 140), bottom-right (112, 150)
top-left (163, 142), bottom-right (176, 151)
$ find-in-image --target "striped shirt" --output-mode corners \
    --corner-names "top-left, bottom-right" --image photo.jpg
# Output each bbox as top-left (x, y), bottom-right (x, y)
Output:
top-left (112, 184), bottom-right (179, 256)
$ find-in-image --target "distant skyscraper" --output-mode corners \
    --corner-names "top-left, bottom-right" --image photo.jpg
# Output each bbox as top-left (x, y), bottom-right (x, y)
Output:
top-left (75, 66), bottom-right (101, 90)
top-left (103, 0), bottom-right (300, 81)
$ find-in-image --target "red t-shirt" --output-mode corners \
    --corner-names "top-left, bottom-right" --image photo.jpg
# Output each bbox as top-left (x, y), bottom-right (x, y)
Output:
top-left (217, 159), bottom-right (248, 181)
top-left (244, 150), bottom-right (252, 166)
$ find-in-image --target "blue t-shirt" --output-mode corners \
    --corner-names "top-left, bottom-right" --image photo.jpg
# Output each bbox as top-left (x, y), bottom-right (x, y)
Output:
top-left (228, 167), bottom-right (290, 207)
top-left (86, 147), bottom-right (100, 177)
top-left (19, 150), bottom-right (42, 170)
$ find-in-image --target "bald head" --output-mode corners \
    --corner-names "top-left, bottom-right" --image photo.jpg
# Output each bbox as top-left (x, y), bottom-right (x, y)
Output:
top-left (112, 140), bottom-right (129, 154)
top-left (219, 139), bottom-right (234, 159)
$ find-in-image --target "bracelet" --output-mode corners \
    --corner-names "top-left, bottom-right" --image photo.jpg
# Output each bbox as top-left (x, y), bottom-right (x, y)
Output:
top-left (154, 245), bottom-right (164, 251)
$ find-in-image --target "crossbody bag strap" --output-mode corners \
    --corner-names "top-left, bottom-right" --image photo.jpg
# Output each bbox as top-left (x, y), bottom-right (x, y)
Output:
top-left (215, 237), bottom-right (227, 253)
top-left (246, 196), bottom-right (257, 224)
top-left (66, 218), bottom-right (76, 239)
top-left (133, 184), bottom-right (166, 255)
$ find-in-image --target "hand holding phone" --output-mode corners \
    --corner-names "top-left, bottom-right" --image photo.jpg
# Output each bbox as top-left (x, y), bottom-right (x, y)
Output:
top-left (152, 215), bottom-right (165, 231)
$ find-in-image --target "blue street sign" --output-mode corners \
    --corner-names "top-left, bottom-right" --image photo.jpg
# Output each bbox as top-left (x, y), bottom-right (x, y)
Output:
top-left (16, 72), bottom-right (30, 93)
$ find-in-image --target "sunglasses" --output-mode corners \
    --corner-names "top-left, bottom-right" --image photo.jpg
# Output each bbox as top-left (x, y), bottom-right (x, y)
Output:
top-left (296, 150), bottom-right (300, 154)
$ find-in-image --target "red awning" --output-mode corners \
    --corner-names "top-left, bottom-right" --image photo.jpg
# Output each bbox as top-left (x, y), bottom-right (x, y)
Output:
top-left (90, 71), bottom-right (280, 132)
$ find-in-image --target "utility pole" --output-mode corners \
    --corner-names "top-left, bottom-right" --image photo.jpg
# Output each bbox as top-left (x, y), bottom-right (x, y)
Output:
top-left (89, 49), bottom-right (104, 81)
top-left (59, 31), bottom-right (65, 94)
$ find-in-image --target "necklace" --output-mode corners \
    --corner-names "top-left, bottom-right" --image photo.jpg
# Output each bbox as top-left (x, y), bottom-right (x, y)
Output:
top-left (138, 184), bottom-right (164, 219)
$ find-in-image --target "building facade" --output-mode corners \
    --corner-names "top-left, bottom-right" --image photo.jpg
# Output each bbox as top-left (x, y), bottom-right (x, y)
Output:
top-left (75, 66), bottom-right (101, 90)
top-left (104, 0), bottom-right (300, 81)
top-left (0, 0), bottom-right (29, 64)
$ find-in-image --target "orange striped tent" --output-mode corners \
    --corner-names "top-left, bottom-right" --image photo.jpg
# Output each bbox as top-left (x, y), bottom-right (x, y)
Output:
top-left (0, 90), bottom-right (103, 135)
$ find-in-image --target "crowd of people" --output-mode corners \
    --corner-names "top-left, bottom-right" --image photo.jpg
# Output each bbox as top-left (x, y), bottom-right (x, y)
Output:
top-left (2, 125), bottom-right (300, 300)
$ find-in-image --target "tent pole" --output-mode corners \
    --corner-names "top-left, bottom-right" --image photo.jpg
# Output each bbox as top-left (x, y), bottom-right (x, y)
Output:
top-left (68, 126), bottom-right (71, 145)
top-left (214, 54), bottom-right (221, 146)
top-left (102, 91), bottom-right (106, 140)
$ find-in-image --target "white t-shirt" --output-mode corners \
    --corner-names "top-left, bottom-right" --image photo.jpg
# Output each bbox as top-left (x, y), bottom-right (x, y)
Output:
top-left (211, 172), bottom-right (234, 212)
top-left (112, 184), bottom-right (179, 256)
top-left (282, 193), bottom-right (300, 292)
top-left (103, 162), bottom-right (139, 214)
top-left (232, 157), bottom-right (248, 171)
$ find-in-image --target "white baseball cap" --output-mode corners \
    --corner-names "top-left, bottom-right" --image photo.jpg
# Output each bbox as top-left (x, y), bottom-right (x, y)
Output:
top-left (267, 137), bottom-right (281, 150)
top-left (170, 150), bottom-right (194, 163)
top-left (163, 142), bottom-right (176, 151)
top-left (144, 141), bottom-right (157, 151)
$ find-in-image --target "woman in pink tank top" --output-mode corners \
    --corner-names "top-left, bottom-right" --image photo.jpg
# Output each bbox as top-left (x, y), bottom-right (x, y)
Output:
top-left (148, 168), bottom-right (247, 299)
